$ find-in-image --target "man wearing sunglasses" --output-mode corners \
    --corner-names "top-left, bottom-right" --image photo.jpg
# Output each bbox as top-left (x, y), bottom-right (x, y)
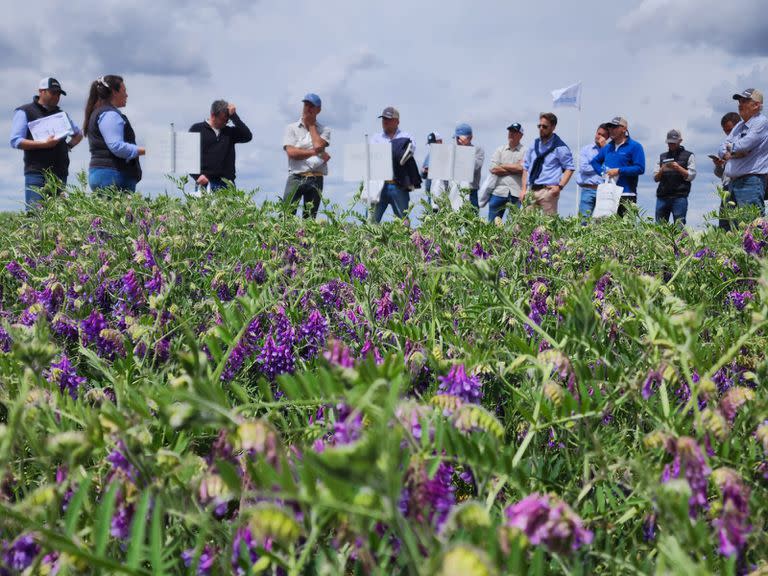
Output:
top-left (189, 99), bottom-right (252, 192)
top-left (589, 116), bottom-right (646, 217)
top-left (521, 112), bottom-right (574, 215)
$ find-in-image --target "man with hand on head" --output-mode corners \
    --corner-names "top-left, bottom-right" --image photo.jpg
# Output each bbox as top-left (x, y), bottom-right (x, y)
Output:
top-left (10, 77), bottom-right (83, 209)
top-left (521, 112), bottom-right (575, 215)
top-left (590, 116), bottom-right (645, 217)
top-left (481, 122), bottom-right (525, 222)
top-left (283, 93), bottom-right (331, 219)
top-left (189, 99), bottom-right (252, 192)
top-left (719, 88), bottom-right (768, 217)
top-left (654, 129), bottom-right (696, 225)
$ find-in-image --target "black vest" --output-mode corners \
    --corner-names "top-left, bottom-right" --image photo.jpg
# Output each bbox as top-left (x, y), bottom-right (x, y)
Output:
top-left (656, 147), bottom-right (692, 199)
top-left (16, 98), bottom-right (70, 179)
top-left (87, 105), bottom-right (142, 182)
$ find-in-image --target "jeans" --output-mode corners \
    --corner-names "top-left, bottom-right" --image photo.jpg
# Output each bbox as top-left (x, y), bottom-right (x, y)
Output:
top-left (284, 174), bottom-right (323, 219)
top-left (655, 196), bottom-right (688, 225)
top-left (730, 174), bottom-right (766, 217)
top-left (89, 168), bottom-right (137, 193)
top-left (469, 189), bottom-right (479, 211)
top-left (24, 172), bottom-right (66, 210)
top-left (194, 178), bottom-right (229, 194)
top-left (487, 194), bottom-right (520, 222)
top-left (578, 187), bottom-right (596, 218)
top-left (373, 183), bottom-right (410, 222)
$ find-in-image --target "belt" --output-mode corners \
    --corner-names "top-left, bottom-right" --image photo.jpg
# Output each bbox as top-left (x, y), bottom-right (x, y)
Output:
top-left (732, 173), bottom-right (766, 180)
top-left (295, 171), bottom-right (324, 178)
top-left (531, 184), bottom-right (553, 191)
top-left (384, 180), bottom-right (397, 184)
top-left (579, 184), bottom-right (598, 189)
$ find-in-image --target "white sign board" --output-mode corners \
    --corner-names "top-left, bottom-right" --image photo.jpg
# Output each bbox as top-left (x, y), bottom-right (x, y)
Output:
top-left (343, 142), bottom-right (393, 181)
top-left (427, 143), bottom-right (475, 182)
top-left (28, 112), bottom-right (74, 141)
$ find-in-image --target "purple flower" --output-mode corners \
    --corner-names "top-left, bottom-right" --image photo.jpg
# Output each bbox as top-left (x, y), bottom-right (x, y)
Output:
top-left (121, 269), bottom-right (144, 304)
top-left (145, 267), bottom-right (164, 294)
top-left (411, 232), bottom-right (441, 262)
top-left (232, 527), bottom-right (261, 575)
top-left (46, 355), bottom-right (86, 399)
top-left (221, 317), bottom-right (262, 382)
top-left (182, 545), bottom-right (216, 575)
top-left (529, 226), bottom-right (551, 262)
top-left (504, 493), bottom-right (593, 554)
top-left (299, 309), bottom-right (328, 359)
top-left (662, 437), bottom-right (711, 517)
top-left (2, 534), bottom-right (41, 571)
top-left (324, 340), bottom-right (354, 368)
top-left (134, 238), bottom-right (156, 268)
top-left (726, 290), bottom-right (753, 311)
top-left (0, 326), bottom-right (11, 353)
top-left (526, 281), bottom-right (548, 336)
top-left (244, 262), bottom-right (266, 285)
top-left (80, 310), bottom-right (107, 347)
top-left (375, 286), bottom-right (397, 321)
top-left (51, 313), bottom-right (78, 341)
top-left (318, 279), bottom-right (353, 310)
top-left (338, 251), bottom-right (354, 268)
top-left (400, 461), bottom-right (456, 529)
top-left (471, 242), bottom-right (490, 259)
top-left (5, 260), bottom-right (29, 282)
top-left (257, 334), bottom-right (295, 381)
top-left (593, 273), bottom-right (611, 302)
top-left (693, 247), bottom-right (715, 259)
top-left (712, 469), bottom-right (751, 558)
top-left (107, 443), bottom-right (139, 484)
top-left (351, 263), bottom-right (368, 282)
top-left (642, 367), bottom-right (664, 400)
top-left (360, 338), bottom-right (383, 364)
top-left (742, 229), bottom-right (764, 256)
top-left (438, 364), bottom-right (482, 403)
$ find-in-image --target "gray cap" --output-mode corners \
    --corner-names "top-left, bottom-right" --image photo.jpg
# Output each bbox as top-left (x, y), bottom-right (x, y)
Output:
top-left (378, 106), bottom-right (400, 119)
top-left (606, 116), bottom-right (628, 128)
top-left (732, 88), bottom-right (764, 104)
top-left (666, 129), bottom-right (682, 143)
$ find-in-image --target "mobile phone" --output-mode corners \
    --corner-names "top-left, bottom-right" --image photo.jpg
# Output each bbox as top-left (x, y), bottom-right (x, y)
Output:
top-left (708, 154), bottom-right (720, 161)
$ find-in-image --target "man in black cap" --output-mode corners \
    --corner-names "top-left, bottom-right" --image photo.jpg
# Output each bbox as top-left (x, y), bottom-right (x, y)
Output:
top-left (653, 129), bottom-right (696, 225)
top-left (9, 77), bottom-right (83, 209)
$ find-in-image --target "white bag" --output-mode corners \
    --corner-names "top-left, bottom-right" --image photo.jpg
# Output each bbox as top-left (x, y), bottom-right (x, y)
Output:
top-left (360, 179), bottom-right (384, 205)
top-left (593, 176), bottom-right (623, 218)
top-left (477, 174), bottom-right (498, 208)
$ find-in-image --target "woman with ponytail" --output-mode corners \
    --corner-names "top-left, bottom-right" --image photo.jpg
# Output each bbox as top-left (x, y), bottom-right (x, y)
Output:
top-left (83, 75), bottom-right (145, 192)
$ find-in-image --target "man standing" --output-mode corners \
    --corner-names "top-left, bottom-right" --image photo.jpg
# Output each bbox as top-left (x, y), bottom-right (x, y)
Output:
top-left (189, 100), bottom-right (252, 192)
top-left (577, 124), bottom-right (611, 219)
top-left (719, 88), bottom-right (768, 217)
top-left (590, 116), bottom-right (645, 217)
top-left (521, 113), bottom-right (575, 215)
top-left (481, 122), bottom-right (525, 222)
top-left (282, 93), bottom-right (331, 219)
top-left (712, 112), bottom-right (741, 230)
top-left (370, 106), bottom-right (418, 222)
top-left (421, 131), bottom-right (444, 210)
top-left (9, 77), bottom-right (83, 209)
top-left (654, 129), bottom-right (696, 225)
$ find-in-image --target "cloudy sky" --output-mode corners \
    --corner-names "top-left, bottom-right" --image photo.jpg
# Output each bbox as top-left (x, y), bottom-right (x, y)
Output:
top-left (2, 0), bottom-right (767, 226)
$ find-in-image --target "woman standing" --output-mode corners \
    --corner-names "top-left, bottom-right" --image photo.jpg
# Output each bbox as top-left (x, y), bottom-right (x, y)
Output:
top-left (83, 75), bottom-right (145, 192)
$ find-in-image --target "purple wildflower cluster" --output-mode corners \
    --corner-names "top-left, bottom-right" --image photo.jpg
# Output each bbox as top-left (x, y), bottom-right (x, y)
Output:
top-left (471, 242), bottom-right (490, 260)
top-left (641, 366), bottom-right (664, 400)
top-left (45, 355), bottom-right (87, 399)
top-left (437, 364), bottom-right (482, 404)
top-left (742, 219), bottom-right (768, 256)
top-left (504, 492), bottom-right (593, 554)
top-left (375, 285), bottom-right (397, 322)
top-left (1, 534), bottom-right (41, 572)
top-left (400, 461), bottom-right (456, 530)
top-left (526, 280), bottom-right (549, 337)
top-left (528, 226), bottom-right (551, 262)
top-left (411, 232), bottom-right (441, 262)
top-left (661, 437), bottom-right (711, 517)
top-left (313, 403), bottom-right (364, 452)
top-left (726, 290), bottom-right (753, 311)
top-left (712, 468), bottom-right (751, 558)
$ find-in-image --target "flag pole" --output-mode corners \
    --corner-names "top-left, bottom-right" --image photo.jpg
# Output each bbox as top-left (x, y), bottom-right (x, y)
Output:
top-left (576, 92), bottom-right (582, 218)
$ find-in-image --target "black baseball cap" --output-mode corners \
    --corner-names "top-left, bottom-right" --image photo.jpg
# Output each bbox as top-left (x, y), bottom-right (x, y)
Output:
top-left (39, 77), bottom-right (66, 95)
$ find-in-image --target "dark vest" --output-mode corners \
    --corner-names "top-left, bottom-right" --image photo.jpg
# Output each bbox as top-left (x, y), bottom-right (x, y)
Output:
top-left (656, 147), bottom-right (692, 199)
top-left (16, 99), bottom-right (70, 179)
top-left (88, 105), bottom-right (142, 182)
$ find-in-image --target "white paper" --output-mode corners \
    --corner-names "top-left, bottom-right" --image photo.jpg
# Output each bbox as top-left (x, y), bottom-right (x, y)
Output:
top-left (427, 143), bottom-right (475, 182)
top-left (28, 112), bottom-right (74, 141)
top-left (343, 143), bottom-right (392, 181)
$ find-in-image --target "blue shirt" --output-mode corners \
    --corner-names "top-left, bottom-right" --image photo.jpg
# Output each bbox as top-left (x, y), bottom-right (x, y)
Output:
top-left (578, 143), bottom-right (603, 187)
top-left (9, 108), bottom-right (82, 149)
top-left (590, 137), bottom-right (645, 195)
top-left (371, 128), bottom-right (415, 154)
top-left (719, 113), bottom-right (768, 178)
top-left (523, 135), bottom-right (575, 186)
top-left (97, 110), bottom-right (140, 160)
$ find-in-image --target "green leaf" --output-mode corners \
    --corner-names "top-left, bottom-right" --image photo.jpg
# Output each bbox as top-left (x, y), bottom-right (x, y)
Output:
top-left (150, 497), bottom-right (164, 575)
top-left (94, 482), bottom-right (120, 556)
top-left (126, 489), bottom-right (152, 569)
top-left (64, 476), bottom-right (92, 537)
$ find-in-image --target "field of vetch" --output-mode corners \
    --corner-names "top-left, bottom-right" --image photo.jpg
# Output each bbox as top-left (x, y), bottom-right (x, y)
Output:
top-left (0, 184), bottom-right (767, 575)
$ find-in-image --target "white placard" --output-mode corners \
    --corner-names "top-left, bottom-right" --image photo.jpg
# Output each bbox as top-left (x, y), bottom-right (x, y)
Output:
top-left (343, 142), bottom-right (392, 181)
top-left (154, 130), bottom-right (200, 174)
top-left (28, 112), bottom-right (74, 141)
top-left (427, 143), bottom-right (475, 182)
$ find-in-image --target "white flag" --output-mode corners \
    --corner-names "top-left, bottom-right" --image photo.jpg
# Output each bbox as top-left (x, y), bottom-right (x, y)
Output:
top-left (551, 82), bottom-right (582, 109)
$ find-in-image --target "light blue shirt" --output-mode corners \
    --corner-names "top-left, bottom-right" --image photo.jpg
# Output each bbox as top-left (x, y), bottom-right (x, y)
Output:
top-left (9, 108), bottom-right (82, 149)
top-left (719, 113), bottom-right (768, 178)
top-left (578, 143), bottom-right (603, 187)
top-left (97, 110), bottom-right (139, 160)
top-left (371, 128), bottom-right (415, 154)
top-left (523, 135), bottom-right (575, 186)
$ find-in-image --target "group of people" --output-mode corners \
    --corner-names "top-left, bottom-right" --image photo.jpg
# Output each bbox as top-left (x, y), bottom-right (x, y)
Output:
top-left (10, 76), bottom-right (768, 227)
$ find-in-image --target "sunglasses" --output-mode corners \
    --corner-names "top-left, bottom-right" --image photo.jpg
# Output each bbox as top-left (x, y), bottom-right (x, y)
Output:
top-left (537, 124), bottom-right (552, 129)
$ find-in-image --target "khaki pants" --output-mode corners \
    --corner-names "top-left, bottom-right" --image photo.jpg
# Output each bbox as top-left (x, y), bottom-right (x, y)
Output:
top-left (532, 186), bottom-right (560, 215)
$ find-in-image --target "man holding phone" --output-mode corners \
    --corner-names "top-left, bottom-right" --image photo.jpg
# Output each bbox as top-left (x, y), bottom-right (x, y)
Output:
top-left (653, 129), bottom-right (696, 225)
top-left (189, 99), bottom-right (252, 192)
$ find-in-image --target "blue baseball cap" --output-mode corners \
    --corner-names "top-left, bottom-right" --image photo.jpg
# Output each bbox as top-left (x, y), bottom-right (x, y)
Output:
top-left (302, 93), bottom-right (321, 107)
top-left (454, 123), bottom-right (473, 137)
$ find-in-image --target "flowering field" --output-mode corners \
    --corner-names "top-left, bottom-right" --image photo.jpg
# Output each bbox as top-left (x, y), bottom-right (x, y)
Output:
top-left (1, 186), bottom-right (768, 575)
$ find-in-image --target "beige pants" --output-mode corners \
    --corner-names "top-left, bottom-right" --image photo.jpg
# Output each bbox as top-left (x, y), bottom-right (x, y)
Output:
top-left (532, 186), bottom-right (560, 215)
